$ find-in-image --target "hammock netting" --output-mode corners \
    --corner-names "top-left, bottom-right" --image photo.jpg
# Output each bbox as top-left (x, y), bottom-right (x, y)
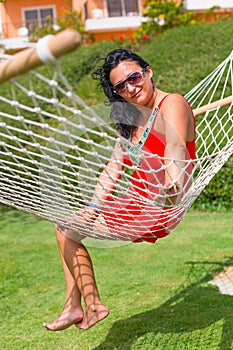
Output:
top-left (0, 31), bottom-right (232, 243)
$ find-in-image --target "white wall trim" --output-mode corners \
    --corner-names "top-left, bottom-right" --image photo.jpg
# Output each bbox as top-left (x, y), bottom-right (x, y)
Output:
top-left (184, 0), bottom-right (233, 10)
top-left (85, 15), bottom-right (142, 32)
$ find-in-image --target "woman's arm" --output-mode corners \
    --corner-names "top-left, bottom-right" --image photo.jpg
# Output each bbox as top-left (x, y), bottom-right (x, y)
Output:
top-left (161, 94), bottom-right (194, 204)
top-left (90, 141), bottom-right (125, 206)
top-left (59, 142), bottom-right (125, 224)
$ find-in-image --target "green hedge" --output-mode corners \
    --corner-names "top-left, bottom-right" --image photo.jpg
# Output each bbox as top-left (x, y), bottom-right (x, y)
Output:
top-left (192, 160), bottom-right (233, 211)
top-left (59, 40), bottom-right (118, 87)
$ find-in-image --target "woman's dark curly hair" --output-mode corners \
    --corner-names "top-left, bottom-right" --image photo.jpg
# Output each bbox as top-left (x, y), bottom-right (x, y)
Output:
top-left (92, 48), bottom-right (150, 139)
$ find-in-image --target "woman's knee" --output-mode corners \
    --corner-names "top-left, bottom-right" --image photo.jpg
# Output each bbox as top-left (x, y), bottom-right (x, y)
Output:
top-left (55, 224), bottom-right (84, 243)
top-left (55, 224), bottom-right (65, 241)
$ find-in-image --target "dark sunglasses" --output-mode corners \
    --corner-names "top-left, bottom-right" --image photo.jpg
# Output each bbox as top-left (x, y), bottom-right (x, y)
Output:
top-left (113, 68), bottom-right (146, 94)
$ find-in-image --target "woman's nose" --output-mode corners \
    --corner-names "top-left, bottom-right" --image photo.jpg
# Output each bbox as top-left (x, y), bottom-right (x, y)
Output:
top-left (126, 82), bottom-right (135, 92)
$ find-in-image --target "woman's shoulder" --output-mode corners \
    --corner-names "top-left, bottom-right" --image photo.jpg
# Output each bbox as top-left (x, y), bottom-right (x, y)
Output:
top-left (159, 93), bottom-right (192, 114)
top-left (156, 92), bottom-right (185, 110)
top-left (159, 92), bottom-right (187, 104)
top-left (158, 93), bottom-right (194, 129)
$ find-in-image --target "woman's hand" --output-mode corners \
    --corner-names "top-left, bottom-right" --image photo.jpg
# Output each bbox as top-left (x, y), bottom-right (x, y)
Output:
top-left (162, 182), bottom-right (182, 206)
top-left (56, 206), bottom-right (100, 230)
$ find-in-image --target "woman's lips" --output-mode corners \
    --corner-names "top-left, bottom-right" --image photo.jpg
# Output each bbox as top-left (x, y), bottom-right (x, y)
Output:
top-left (131, 88), bottom-right (142, 99)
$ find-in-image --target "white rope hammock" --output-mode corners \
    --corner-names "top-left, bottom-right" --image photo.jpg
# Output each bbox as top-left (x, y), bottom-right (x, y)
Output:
top-left (0, 30), bottom-right (232, 244)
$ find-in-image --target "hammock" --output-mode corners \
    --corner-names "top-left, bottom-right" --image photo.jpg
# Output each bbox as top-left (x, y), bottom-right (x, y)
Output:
top-left (0, 29), bottom-right (232, 245)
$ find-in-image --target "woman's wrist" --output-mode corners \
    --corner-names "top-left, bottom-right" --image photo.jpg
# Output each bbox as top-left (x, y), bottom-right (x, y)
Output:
top-left (165, 181), bottom-right (181, 192)
top-left (88, 203), bottom-right (101, 214)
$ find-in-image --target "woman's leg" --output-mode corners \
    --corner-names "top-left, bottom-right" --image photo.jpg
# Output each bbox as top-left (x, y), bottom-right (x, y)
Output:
top-left (42, 230), bottom-right (84, 331)
top-left (43, 225), bottom-right (109, 331)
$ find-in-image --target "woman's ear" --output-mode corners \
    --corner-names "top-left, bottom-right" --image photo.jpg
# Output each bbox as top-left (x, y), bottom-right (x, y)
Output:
top-left (146, 66), bottom-right (153, 79)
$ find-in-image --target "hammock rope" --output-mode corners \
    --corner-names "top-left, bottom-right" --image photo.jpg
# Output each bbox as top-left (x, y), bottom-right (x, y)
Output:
top-left (0, 30), bottom-right (232, 243)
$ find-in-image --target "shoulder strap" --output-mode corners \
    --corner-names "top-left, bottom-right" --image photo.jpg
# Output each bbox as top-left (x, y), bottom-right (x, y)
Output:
top-left (158, 93), bottom-right (171, 109)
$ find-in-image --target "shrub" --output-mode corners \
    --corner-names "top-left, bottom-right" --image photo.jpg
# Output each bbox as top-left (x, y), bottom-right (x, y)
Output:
top-left (193, 160), bottom-right (233, 211)
top-left (138, 0), bottom-right (194, 39)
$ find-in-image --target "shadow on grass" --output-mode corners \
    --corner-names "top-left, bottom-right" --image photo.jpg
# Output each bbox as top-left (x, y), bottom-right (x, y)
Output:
top-left (94, 257), bottom-right (233, 350)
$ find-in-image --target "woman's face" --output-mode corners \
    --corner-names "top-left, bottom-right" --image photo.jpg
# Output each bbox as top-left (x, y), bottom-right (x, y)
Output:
top-left (110, 60), bottom-right (154, 108)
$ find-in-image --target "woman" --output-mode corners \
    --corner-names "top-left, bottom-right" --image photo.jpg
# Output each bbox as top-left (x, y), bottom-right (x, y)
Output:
top-left (43, 48), bottom-right (195, 331)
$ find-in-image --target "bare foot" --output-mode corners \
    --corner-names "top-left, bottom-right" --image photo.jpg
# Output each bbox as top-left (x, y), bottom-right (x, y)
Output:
top-left (43, 307), bottom-right (84, 331)
top-left (76, 303), bottom-right (109, 330)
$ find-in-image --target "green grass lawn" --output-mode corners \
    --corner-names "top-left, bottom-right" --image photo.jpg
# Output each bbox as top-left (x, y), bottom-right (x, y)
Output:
top-left (0, 209), bottom-right (232, 350)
